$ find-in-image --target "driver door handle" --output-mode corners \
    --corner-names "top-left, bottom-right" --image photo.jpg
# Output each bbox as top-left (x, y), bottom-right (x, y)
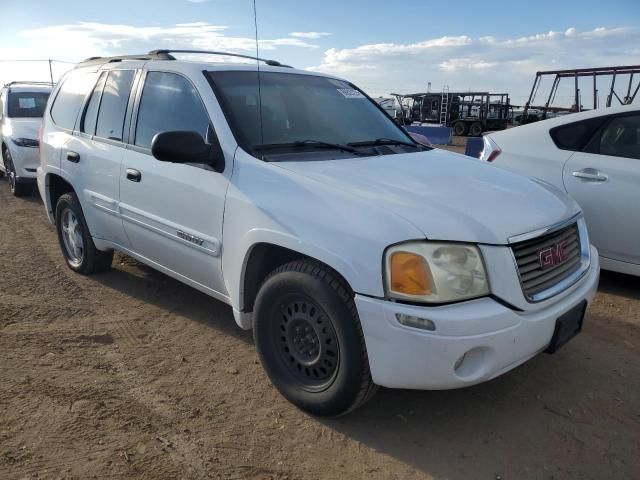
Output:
top-left (572, 168), bottom-right (608, 182)
top-left (126, 168), bottom-right (142, 183)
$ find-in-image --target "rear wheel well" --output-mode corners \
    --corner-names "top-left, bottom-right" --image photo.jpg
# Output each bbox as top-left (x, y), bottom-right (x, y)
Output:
top-left (48, 174), bottom-right (76, 220)
top-left (242, 243), bottom-right (352, 314)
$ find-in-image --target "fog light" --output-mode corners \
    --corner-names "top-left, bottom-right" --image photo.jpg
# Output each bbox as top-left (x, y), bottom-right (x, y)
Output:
top-left (395, 313), bottom-right (436, 331)
top-left (454, 347), bottom-right (490, 379)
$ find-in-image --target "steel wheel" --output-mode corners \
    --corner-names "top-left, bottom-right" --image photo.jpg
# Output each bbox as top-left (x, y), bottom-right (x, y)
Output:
top-left (60, 207), bottom-right (85, 267)
top-left (275, 295), bottom-right (340, 391)
top-left (254, 259), bottom-right (377, 416)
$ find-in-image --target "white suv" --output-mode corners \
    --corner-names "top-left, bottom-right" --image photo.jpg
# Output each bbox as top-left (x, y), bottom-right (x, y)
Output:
top-left (38, 50), bottom-right (600, 416)
top-left (0, 81), bottom-right (52, 196)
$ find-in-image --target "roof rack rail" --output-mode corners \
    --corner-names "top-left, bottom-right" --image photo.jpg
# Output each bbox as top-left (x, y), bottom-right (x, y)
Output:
top-left (76, 50), bottom-right (293, 68)
top-left (77, 51), bottom-right (176, 67)
top-left (148, 49), bottom-right (292, 68)
top-left (3, 81), bottom-right (54, 88)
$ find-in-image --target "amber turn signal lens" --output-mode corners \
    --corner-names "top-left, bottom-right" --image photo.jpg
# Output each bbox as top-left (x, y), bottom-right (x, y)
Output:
top-left (390, 252), bottom-right (432, 296)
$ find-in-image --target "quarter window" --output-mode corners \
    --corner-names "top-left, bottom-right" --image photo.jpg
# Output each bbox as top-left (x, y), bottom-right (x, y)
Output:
top-left (95, 70), bottom-right (135, 141)
top-left (50, 70), bottom-right (98, 130)
top-left (549, 116), bottom-right (606, 152)
top-left (134, 72), bottom-right (210, 149)
top-left (593, 114), bottom-right (640, 160)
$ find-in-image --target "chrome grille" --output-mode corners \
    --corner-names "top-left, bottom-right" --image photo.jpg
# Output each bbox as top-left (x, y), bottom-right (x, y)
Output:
top-left (512, 222), bottom-right (582, 300)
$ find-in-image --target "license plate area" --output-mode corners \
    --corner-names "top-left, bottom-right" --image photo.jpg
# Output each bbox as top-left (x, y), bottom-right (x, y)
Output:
top-left (545, 300), bottom-right (587, 354)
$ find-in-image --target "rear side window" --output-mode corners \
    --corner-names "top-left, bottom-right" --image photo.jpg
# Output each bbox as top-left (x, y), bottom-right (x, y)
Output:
top-left (50, 70), bottom-right (98, 130)
top-left (95, 70), bottom-right (135, 141)
top-left (549, 117), bottom-right (606, 151)
top-left (585, 113), bottom-right (640, 160)
top-left (134, 72), bottom-right (209, 149)
top-left (7, 91), bottom-right (50, 118)
top-left (81, 72), bottom-right (107, 135)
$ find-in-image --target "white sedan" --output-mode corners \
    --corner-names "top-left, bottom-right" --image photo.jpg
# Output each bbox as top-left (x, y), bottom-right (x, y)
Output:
top-left (480, 105), bottom-right (640, 276)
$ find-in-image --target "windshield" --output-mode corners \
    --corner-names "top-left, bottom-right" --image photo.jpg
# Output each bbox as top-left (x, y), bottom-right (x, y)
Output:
top-left (207, 71), bottom-right (413, 155)
top-left (7, 91), bottom-right (50, 118)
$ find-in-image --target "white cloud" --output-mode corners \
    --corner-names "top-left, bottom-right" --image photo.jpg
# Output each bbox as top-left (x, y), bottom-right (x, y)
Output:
top-left (1, 21), bottom-right (318, 61)
top-left (14, 21), bottom-right (320, 54)
top-left (307, 26), bottom-right (640, 104)
top-left (0, 21), bottom-right (322, 87)
top-left (0, 21), bottom-right (320, 84)
top-left (439, 58), bottom-right (495, 72)
top-left (290, 32), bottom-right (331, 39)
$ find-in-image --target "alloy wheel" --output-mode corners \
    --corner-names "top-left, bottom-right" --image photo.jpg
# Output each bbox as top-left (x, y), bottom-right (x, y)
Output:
top-left (60, 207), bottom-right (85, 267)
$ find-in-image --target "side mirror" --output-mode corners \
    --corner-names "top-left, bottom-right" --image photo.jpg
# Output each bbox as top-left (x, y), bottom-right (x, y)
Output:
top-left (151, 130), bottom-right (225, 172)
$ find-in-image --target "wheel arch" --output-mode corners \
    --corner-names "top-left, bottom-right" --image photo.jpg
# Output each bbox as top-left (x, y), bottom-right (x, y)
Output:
top-left (231, 234), bottom-right (359, 330)
top-left (46, 173), bottom-right (77, 221)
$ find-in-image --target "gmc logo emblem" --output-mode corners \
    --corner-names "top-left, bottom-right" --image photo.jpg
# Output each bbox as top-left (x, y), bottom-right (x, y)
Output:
top-left (539, 240), bottom-right (570, 269)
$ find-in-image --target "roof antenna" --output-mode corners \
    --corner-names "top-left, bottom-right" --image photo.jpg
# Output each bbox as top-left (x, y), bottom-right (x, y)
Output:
top-left (253, 0), bottom-right (265, 152)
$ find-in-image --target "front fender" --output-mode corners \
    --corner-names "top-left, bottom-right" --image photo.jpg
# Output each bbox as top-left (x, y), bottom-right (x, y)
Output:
top-left (221, 150), bottom-right (425, 315)
top-left (228, 227), bottom-right (366, 313)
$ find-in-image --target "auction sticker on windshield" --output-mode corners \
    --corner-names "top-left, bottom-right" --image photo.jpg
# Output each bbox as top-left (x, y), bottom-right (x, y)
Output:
top-left (19, 97), bottom-right (36, 109)
top-left (337, 88), bottom-right (365, 99)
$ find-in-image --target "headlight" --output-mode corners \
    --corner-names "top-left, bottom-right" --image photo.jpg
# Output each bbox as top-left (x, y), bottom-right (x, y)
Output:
top-left (384, 242), bottom-right (490, 303)
top-left (478, 136), bottom-right (501, 162)
top-left (12, 137), bottom-right (39, 148)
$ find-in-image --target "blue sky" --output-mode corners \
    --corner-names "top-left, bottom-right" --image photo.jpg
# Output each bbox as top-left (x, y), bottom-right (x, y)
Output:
top-left (1, 0), bottom-right (639, 104)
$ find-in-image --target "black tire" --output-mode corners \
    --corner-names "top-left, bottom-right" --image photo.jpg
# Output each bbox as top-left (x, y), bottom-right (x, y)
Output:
top-left (3, 149), bottom-right (32, 197)
top-left (452, 122), bottom-right (468, 136)
top-left (469, 122), bottom-right (483, 137)
top-left (55, 192), bottom-right (113, 274)
top-left (253, 259), bottom-right (377, 416)
top-left (0, 147), bottom-right (5, 178)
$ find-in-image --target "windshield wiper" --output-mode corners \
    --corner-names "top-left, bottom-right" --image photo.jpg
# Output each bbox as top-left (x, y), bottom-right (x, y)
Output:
top-left (348, 138), bottom-right (421, 148)
top-left (255, 139), bottom-right (371, 156)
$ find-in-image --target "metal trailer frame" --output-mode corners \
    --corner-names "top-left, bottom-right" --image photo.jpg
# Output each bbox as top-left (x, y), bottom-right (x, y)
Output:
top-left (522, 65), bottom-right (640, 122)
top-left (391, 91), bottom-right (512, 136)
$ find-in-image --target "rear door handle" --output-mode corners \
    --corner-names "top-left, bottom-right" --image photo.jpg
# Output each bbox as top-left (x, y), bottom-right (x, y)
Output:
top-left (126, 168), bottom-right (142, 182)
top-left (66, 151), bottom-right (80, 163)
top-left (572, 168), bottom-right (608, 182)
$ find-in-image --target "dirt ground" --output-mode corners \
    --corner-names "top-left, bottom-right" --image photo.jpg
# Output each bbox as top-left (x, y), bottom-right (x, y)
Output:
top-left (0, 171), bottom-right (639, 480)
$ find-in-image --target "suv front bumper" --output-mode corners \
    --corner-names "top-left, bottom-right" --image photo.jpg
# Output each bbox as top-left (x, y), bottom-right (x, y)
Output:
top-left (356, 246), bottom-right (599, 389)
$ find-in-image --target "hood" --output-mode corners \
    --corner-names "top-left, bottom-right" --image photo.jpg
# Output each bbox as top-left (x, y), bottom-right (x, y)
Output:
top-left (2, 118), bottom-right (42, 141)
top-left (274, 149), bottom-right (579, 245)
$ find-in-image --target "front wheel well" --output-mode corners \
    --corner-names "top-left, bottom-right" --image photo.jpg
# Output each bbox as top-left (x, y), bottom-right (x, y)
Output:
top-left (47, 174), bottom-right (76, 220)
top-left (241, 243), bottom-right (353, 314)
